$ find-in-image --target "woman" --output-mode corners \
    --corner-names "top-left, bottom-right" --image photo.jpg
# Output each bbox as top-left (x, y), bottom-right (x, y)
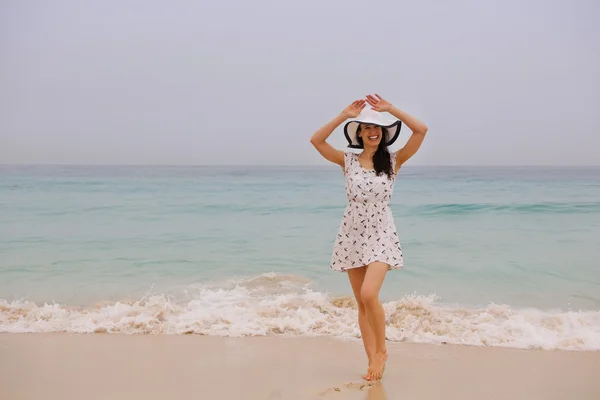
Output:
top-left (309, 94), bottom-right (428, 381)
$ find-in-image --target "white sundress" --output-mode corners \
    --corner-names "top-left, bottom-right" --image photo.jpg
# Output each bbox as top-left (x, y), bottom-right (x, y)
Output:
top-left (330, 151), bottom-right (404, 272)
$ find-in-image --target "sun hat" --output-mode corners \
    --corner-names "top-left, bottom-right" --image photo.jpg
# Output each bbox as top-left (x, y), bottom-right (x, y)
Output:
top-left (343, 108), bottom-right (402, 149)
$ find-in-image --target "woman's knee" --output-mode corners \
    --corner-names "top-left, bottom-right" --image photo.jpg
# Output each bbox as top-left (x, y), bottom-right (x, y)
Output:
top-left (360, 262), bottom-right (387, 307)
top-left (356, 299), bottom-right (367, 315)
top-left (360, 285), bottom-right (379, 307)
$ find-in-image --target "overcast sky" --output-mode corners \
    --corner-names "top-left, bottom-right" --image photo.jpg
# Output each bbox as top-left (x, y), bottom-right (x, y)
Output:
top-left (1, 0), bottom-right (598, 166)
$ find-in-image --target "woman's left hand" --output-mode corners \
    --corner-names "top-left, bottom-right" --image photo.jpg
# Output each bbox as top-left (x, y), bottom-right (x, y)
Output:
top-left (366, 94), bottom-right (393, 113)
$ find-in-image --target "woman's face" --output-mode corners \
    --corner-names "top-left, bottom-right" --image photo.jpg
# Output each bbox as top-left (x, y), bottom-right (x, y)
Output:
top-left (360, 124), bottom-right (383, 147)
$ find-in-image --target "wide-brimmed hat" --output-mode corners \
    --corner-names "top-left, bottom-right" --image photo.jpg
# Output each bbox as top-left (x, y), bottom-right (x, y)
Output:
top-left (343, 108), bottom-right (402, 149)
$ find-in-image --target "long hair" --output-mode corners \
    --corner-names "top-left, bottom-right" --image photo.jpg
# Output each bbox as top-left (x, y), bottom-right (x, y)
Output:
top-left (356, 125), bottom-right (394, 179)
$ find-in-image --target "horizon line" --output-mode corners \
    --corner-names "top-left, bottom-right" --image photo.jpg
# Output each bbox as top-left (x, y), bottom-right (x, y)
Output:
top-left (1, 164), bottom-right (599, 168)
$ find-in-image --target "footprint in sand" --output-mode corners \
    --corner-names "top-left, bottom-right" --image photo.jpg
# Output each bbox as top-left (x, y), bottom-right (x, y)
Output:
top-left (319, 380), bottom-right (387, 399)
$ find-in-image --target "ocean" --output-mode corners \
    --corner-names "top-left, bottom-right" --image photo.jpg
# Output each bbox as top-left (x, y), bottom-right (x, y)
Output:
top-left (1, 164), bottom-right (599, 350)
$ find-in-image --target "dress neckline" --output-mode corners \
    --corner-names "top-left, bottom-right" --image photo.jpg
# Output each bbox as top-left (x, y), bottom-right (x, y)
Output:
top-left (355, 153), bottom-right (374, 172)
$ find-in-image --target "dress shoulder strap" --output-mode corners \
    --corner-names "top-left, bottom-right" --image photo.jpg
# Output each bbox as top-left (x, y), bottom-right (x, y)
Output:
top-left (390, 151), bottom-right (400, 174)
top-left (343, 151), bottom-right (355, 175)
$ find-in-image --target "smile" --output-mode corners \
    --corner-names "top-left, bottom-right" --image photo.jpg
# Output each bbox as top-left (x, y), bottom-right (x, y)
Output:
top-left (368, 135), bottom-right (379, 140)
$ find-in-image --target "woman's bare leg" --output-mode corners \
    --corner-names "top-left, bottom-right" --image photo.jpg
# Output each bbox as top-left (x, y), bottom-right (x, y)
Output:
top-left (347, 266), bottom-right (376, 377)
top-left (360, 262), bottom-right (389, 380)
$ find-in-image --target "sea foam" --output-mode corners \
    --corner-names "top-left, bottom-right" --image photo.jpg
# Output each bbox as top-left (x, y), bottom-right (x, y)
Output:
top-left (1, 273), bottom-right (599, 351)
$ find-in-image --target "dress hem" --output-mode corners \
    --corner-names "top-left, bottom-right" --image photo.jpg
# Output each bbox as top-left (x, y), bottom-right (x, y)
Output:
top-left (330, 258), bottom-right (404, 272)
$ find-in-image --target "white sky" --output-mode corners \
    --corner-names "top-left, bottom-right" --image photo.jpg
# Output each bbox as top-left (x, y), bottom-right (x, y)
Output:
top-left (1, 0), bottom-right (599, 166)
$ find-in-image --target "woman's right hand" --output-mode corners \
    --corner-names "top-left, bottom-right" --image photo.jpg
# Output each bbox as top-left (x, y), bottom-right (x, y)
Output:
top-left (341, 100), bottom-right (366, 119)
top-left (310, 100), bottom-right (365, 167)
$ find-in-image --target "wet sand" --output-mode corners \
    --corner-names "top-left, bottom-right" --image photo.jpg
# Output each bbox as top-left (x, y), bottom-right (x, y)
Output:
top-left (1, 334), bottom-right (598, 399)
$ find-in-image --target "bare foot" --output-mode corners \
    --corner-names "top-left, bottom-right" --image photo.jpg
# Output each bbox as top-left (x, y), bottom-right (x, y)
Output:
top-left (365, 350), bottom-right (387, 381)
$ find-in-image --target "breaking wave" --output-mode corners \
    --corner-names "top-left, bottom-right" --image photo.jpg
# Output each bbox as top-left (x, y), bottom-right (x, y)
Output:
top-left (1, 273), bottom-right (599, 351)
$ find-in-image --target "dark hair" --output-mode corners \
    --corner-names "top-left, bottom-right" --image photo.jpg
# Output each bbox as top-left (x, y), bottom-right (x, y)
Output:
top-left (356, 125), bottom-right (394, 179)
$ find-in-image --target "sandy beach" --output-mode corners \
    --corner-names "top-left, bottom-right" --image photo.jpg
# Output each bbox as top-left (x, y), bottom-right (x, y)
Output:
top-left (1, 334), bottom-right (598, 400)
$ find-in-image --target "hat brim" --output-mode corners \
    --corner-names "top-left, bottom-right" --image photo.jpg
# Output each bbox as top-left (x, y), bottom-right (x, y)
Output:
top-left (343, 120), bottom-right (402, 149)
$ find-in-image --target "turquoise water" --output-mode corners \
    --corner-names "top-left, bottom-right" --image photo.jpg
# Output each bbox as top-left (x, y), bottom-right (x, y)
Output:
top-left (1, 164), bottom-right (600, 349)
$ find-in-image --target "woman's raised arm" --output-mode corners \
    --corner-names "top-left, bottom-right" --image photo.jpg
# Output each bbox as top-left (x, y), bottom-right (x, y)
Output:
top-left (310, 100), bottom-right (366, 167)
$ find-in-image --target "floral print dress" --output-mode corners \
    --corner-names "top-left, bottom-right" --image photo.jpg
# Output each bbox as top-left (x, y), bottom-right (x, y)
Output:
top-left (330, 151), bottom-right (404, 272)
